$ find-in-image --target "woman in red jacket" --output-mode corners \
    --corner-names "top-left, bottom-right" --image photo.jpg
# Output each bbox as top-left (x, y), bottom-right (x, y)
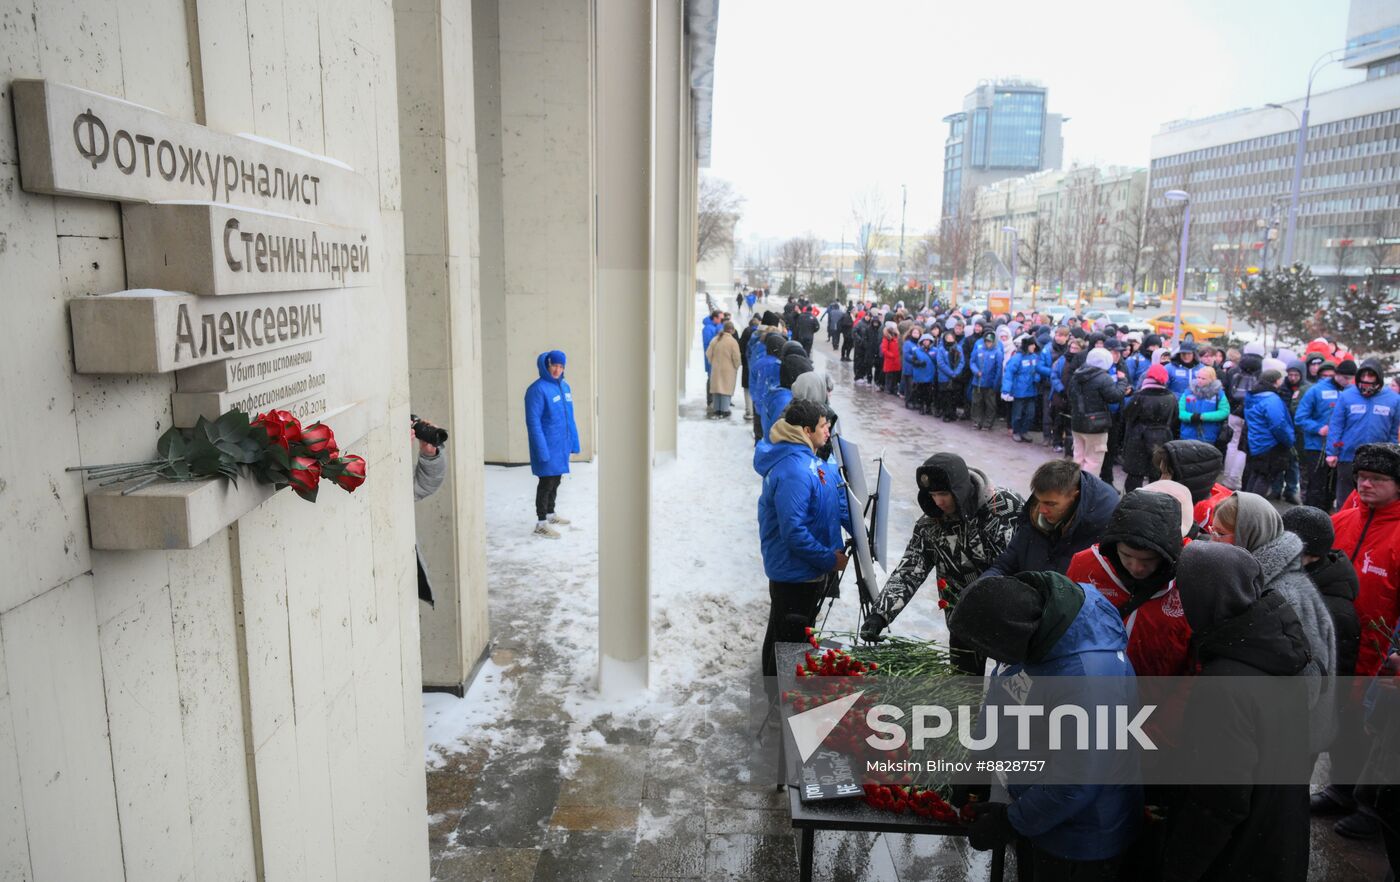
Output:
top-left (880, 322), bottom-right (902, 395)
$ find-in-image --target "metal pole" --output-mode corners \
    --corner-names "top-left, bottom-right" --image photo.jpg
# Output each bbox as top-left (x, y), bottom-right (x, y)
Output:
top-left (1173, 201), bottom-right (1191, 342)
top-left (897, 184), bottom-right (907, 285)
top-left (1009, 229), bottom-right (1018, 312)
top-left (1282, 103), bottom-right (1309, 267)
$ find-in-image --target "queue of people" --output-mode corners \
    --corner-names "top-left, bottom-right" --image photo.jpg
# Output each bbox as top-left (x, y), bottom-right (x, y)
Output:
top-left (737, 299), bottom-right (1400, 880)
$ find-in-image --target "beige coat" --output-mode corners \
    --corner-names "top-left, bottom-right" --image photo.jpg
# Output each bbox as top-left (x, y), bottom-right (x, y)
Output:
top-left (706, 332), bottom-right (742, 395)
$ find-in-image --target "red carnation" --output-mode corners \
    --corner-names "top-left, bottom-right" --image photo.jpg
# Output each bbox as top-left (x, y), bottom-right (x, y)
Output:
top-left (330, 455), bottom-right (366, 492)
top-left (288, 455), bottom-right (321, 500)
top-left (937, 599), bottom-right (949, 610)
top-left (253, 409), bottom-right (303, 450)
top-left (299, 422), bottom-right (337, 457)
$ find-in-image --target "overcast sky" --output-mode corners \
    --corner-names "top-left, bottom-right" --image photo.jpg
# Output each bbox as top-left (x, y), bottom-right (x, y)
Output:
top-left (707, 0), bottom-right (1359, 245)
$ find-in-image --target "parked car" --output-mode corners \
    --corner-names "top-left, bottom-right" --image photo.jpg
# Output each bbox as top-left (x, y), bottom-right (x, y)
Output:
top-left (1184, 289), bottom-right (1210, 301)
top-left (1148, 312), bottom-right (1227, 340)
top-left (1085, 310), bottom-right (1152, 334)
top-left (1115, 291), bottom-right (1161, 309)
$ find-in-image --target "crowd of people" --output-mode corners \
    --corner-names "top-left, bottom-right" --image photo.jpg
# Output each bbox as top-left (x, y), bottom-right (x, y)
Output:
top-left (720, 295), bottom-right (1400, 881)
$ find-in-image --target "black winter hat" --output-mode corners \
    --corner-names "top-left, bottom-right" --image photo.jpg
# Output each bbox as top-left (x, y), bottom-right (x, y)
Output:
top-left (1336, 359), bottom-right (1358, 376)
top-left (761, 311), bottom-right (782, 326)
top-left (763, 333), bottom-right (787, 357)
top-left (948, 577), bottom-right (1043, 663)
top-left (1281, 505), bottom-right (1335, 558)
top-left (1354, 443), bottom-right (1400, 482)
top-left (1143, 334), bottom-right (1163, 350)
top-left (916, 453), bottom-right (975, 519)
top-left (1178, 341), bottom-right (1198, 353)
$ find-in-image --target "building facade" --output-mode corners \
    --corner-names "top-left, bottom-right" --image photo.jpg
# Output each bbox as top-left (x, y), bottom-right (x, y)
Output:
top-left (941, 80), bottom-right (1065, 219)
top-left (0, 1), bottom-right (715, 879)
top-left (1148, 1), bottom-right (1400, 286)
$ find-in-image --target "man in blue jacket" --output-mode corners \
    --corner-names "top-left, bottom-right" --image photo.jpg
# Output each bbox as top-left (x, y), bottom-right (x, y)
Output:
top-left (1327, 359), bottom-right (1400, 509)
top-left (1294, 361), bottom-right (1345, 508)
top-left (524, 350), bottom-right (581, 538)
top-left (969, 330), bottom-right (1003, 431)
top-left (750, 332), bottom-right (785, 443)
top-left (1002, 337), bottom-right (1042, 443)
top-left (950, 572), bottom-right (1142, 876)
top-left (754, 399), bottom-right (848, 692)
top-left (1242, 368), bottom-right (1295, 497)
top-left (1165, 341), bottom-right (1202, 396)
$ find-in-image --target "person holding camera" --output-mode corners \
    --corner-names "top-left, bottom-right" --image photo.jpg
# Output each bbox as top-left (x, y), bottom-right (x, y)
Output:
top-left (525, 350), bottom-right (581, 539)
top-left (411, 415), bottom-right (448, 605)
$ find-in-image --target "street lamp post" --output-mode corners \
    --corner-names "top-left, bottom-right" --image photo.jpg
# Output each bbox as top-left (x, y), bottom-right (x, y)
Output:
top-left (1002, 225), bottom-right (1018, 312)
top-left (1165, 190), bottom-right (1191, 343)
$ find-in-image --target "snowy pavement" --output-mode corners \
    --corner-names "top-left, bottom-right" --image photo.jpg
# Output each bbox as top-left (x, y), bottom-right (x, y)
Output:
top-left (419, 304), bottom-right (1381, 881)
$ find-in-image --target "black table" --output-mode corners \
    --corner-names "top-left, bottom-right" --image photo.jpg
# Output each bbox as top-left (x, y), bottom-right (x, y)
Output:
top-left (775, 642), bottom-right (1006, 882)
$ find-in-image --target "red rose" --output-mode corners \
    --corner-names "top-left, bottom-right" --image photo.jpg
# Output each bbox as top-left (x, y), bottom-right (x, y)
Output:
top-left (330, 455), bottom-right (366, 492)
top-left (253, 409), bottom-right (303, 450)
top-left (288, 455), bottom-right (321, 500)
top-left (299, 422), bottom-right (337, 457)
top-left (937, 599), bottom-right (949, 610)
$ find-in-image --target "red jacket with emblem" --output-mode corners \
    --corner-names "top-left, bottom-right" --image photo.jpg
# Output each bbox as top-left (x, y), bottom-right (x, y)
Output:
top-left (1333, 496), bottom-right (1400, 675)
top-left (1067, 546), bottom-right (1193, 677)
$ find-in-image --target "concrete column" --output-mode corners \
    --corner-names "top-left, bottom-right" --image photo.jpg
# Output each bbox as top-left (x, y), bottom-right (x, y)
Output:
top-left (397, 0), bottom-right (491, 691)
top-left (474, 0), bottom-right (596, 465)
top-left (677, 58), bottom-right (694, 397)
top-left (595, 0), bottom-right (653, 694)
top-left (651, 1), bottom-right (681, 458)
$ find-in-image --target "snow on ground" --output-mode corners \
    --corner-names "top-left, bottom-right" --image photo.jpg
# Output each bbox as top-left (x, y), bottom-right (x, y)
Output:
top-left (423, 302), bottom-right (789, 780)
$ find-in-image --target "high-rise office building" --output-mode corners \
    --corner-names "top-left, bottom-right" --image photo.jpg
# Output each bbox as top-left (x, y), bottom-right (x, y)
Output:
top-left (941, 80), bottom-right (1065, 219)
top-left (1147, 0), bottom-right (1400, 284)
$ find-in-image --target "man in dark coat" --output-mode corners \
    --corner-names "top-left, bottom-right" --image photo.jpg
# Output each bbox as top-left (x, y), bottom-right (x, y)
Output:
top-left (1162, 542), bottom-right (1311, 882)
top-left (793, 307), bottom-right (821, 356)
top-left (983, 459), bottom-right (1120, 579)
top-left (861, 453), bottom-right (1024, 673)
top-left (737, 315), bottom-right (759, 422)
top-left (1155, 440), bottom-right (1231, 534)
top-left (837, 308), bottom-right (855, 361)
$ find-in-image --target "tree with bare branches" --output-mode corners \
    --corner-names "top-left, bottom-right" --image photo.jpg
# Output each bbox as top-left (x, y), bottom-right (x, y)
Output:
top-left (697, 176), bottom-right (744, 264)
top-left (851, 191), bottom-right (887, 291)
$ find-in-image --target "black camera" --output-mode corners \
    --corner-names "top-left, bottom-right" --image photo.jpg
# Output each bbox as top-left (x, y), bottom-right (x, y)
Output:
top-left (410, 414), bottom-right (449, 446)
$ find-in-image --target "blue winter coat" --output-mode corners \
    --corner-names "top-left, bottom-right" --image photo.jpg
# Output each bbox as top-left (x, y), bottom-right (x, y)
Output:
top-left (901, 338), bottom-right (919, 373)
top-left (701, 318), bottom-right (719, 372)
top-left (935, 344), bottom-right (965, 384)
top-left (753, 439), bottom-right (845, 582)
top-left (1327, 386), bottom-right (1400, 462)
top-left (523, 352), bottom-right (581, 477)
top-left (982, 583), bottom-right (1143, 861)
top-left (969, 341), bottom-right (1003, 389)
top-left (1294, 377), bottom-right (1343, 452)
top-left (1123, 353), bottom-right (1152, 391)
top-left (752, 352), bottom-right (782, 428)
top-left (762, 387), bottom-right (794, 439)
top-left (1244, 388), bottom-right (1295, 456)
top-left (1166, 360), bottom-right (1201, 397)
top-left (1002, 352), bottom-right (1041, 399)
top-left (1051, 355), bottom-right (1070, 395)
top-left (905, 346), bottom-right (936, 384)
top-left (1178, 389), bottom-right (1230, 444)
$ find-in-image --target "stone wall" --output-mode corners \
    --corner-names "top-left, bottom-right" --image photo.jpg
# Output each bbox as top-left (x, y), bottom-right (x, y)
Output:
top-left (0, 1), bottom-right (428, 879)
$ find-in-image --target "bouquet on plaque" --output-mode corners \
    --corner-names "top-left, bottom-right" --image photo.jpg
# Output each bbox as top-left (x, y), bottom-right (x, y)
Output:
top-left (70, 408), bottom-right (366, 502)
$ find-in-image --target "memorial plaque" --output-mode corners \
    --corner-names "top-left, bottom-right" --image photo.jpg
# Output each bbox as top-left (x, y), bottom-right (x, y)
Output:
top-left (175, 340), bottom-right (328, 393)
top-left (171, 365), bottom-right (332, 427)
top-left (12, 80), bottom-right (374, 225)
top-left (123, 203), bottom-right (373, 296)
top-left (70, 289), bottom-right (328, 374)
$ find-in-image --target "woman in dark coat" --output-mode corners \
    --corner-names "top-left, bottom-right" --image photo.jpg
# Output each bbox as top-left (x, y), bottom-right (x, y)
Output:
top-left (1162, 542), bottom-right (1312, 882)
top-left (1122, 363), bottom-right (1179, 492)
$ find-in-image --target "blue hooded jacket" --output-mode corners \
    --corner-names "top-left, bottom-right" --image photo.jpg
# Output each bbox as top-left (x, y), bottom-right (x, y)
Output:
top-left (1122, 352), bottom-right (1152, 391)
top-left (969, 340), bottom-right (1003, 389)
top-left (1002, 348), bottom-right (1041, 400)
top-left (753, 433), bottom-right (845, 582)
top-left (1165, 361), bottom-right (1201, 397)
top-left (701, 318), bottom-right (719, 372)
top-left (751, 349), bottom-right (782, 427)
top-left (905, 340), bottom-right (936, 384)
top-left (524, 351), bottom-right (581, 477)
top-left (1294, 377), bottom-right (1343, 452)
top-left (1327, 380), bottom-right (1400, 462)
top-left (762, 387), bottom-right (794, 438)
top-left (934, 341), bottom-right (965, 384)
top-left (982, 583), bottom-right (1143, 861)
top-left (1243, 387), bottom-right (1295, 455)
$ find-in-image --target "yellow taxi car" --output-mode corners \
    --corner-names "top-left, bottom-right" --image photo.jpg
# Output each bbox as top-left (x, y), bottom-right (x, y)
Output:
top-left (1148, 312), bottom-right (1227, 340)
